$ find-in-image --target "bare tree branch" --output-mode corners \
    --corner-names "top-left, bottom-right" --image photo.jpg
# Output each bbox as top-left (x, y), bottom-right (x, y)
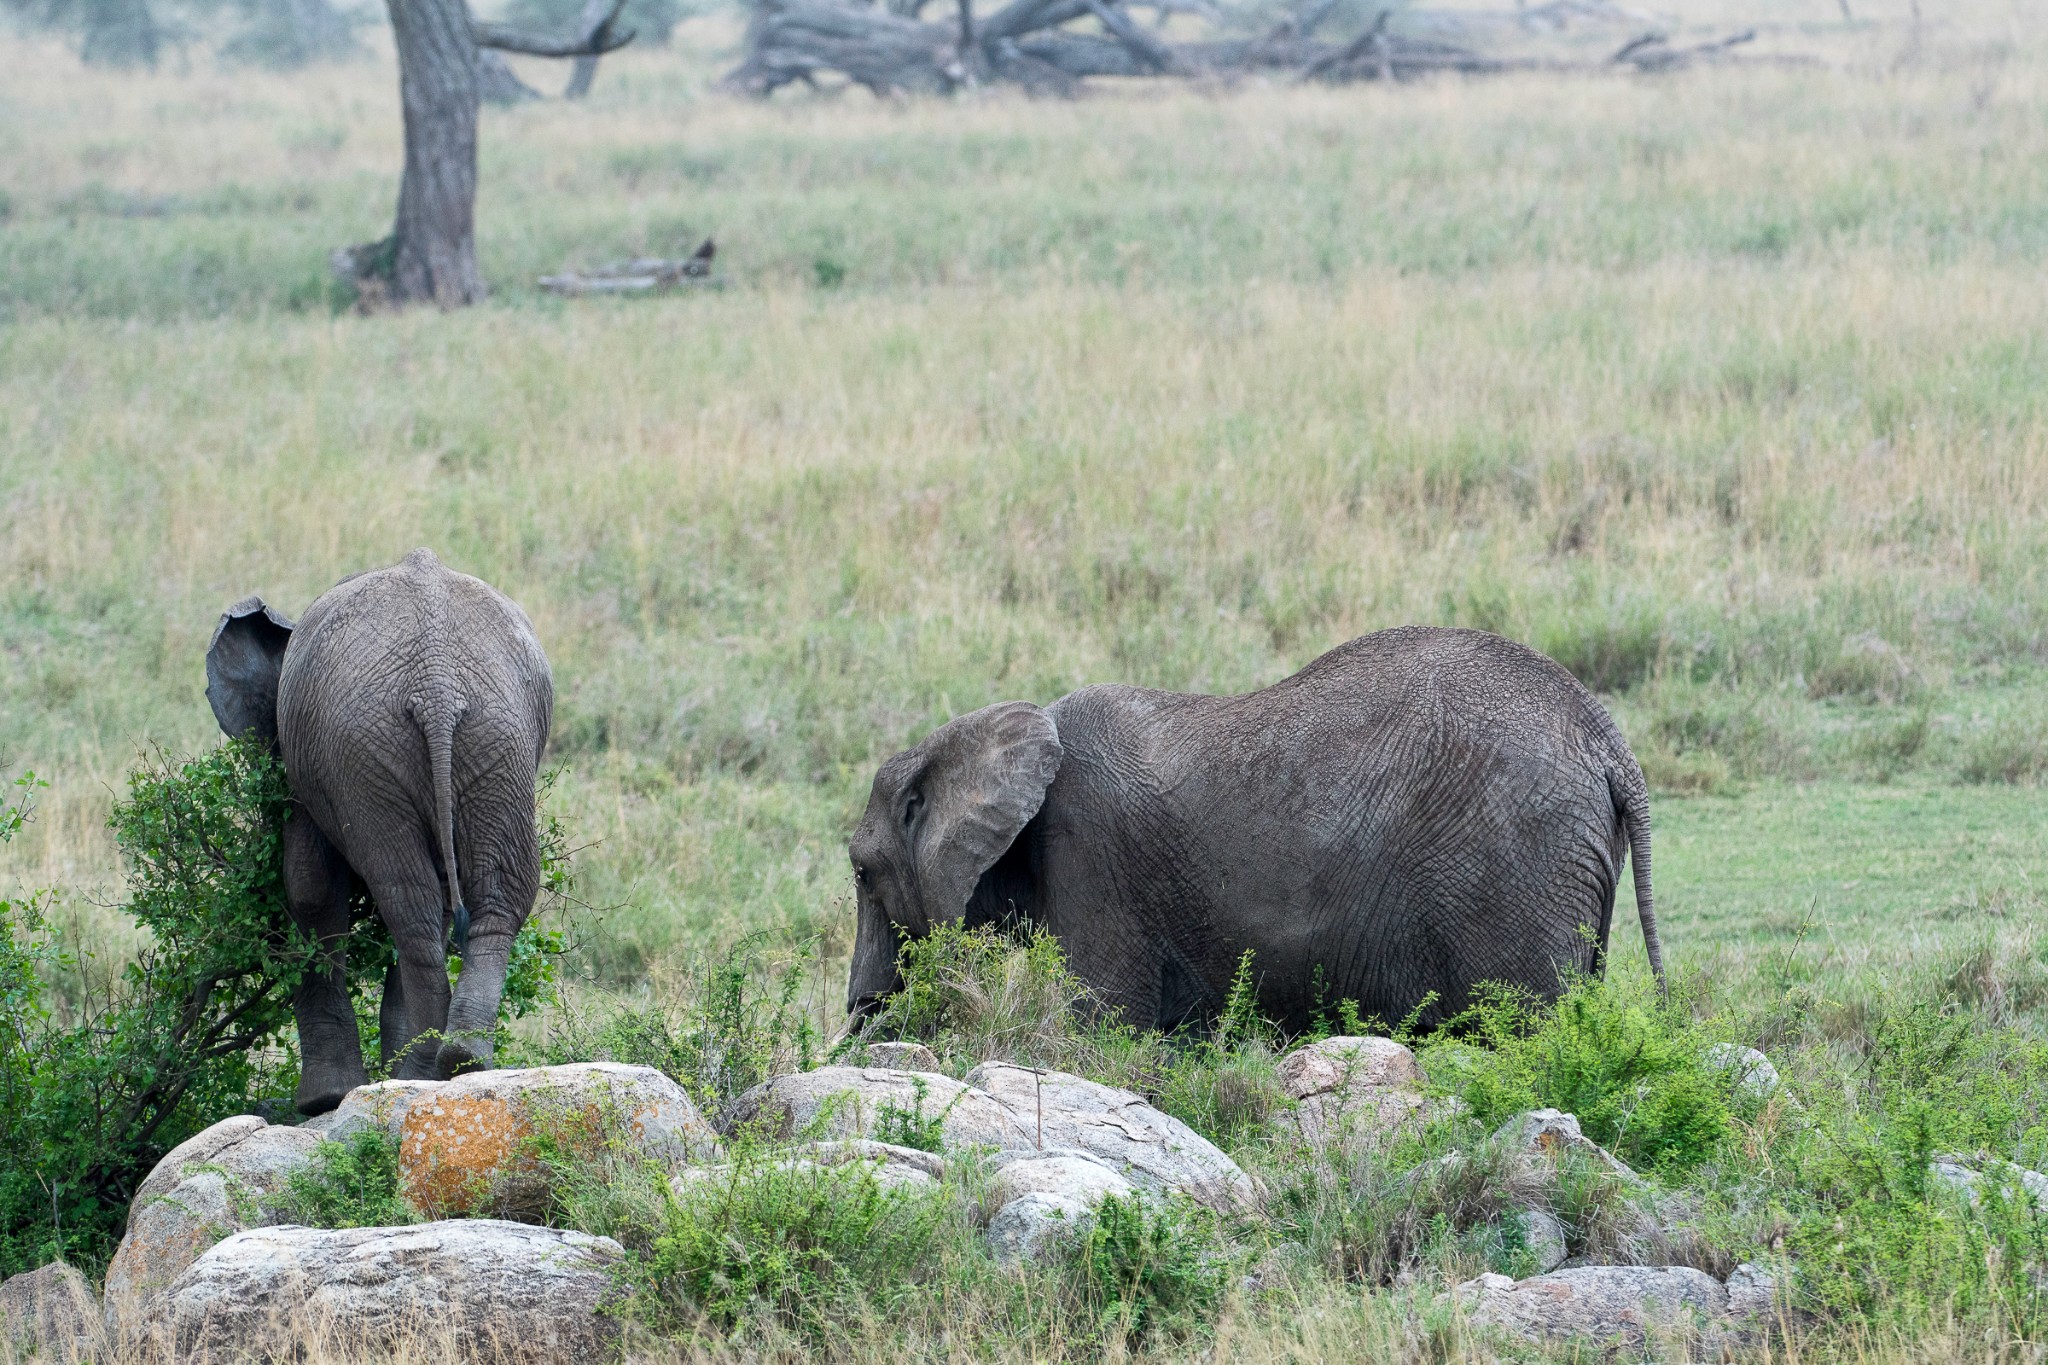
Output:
top-left (473, 0), bottom-right (635, 57)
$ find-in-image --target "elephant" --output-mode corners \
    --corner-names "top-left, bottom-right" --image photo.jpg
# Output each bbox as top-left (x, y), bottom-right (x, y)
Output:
top-left (846, 626), bottom-right (1665, 1036)
top-left (205, 547), bottom-right (553, 1115)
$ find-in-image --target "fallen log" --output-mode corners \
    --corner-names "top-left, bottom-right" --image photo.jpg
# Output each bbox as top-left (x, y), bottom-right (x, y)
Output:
top-left (539, 239), bottom-right (717, 295)
top-left (723, 0), bottom-right (1794, 96)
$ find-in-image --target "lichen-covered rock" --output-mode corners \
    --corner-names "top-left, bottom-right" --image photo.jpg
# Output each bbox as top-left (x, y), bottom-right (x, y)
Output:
top-left (398, 1063), bottom-right (720, 1218)
top-left (986, 1192), bottom-right (1094, 1267)
top-left (1276, 1036), bottom-right (1425, 1100)
top-left (1457, 1264), bottom-right (1730, 1355)
top-left (966, 1062), bottom-right (1257, 1213)
top-left (102, 1117), bottom-right (326, 1334)
top-left (721, 1066), bottom-right (1036, 1151)
top-left (988, 1148), bottom-right (1135, 1212)
top-left (1929, 1156), bottom-right (2048, 1208)
top-left (135, 1221), bottom-right (623, 1364)
top-left (0, 1261), bottom-right (101, 1364)
top-left (862, 1042), bottom-right (942, 1072)
top-left (304, 1079), bottom-right (439, 1144)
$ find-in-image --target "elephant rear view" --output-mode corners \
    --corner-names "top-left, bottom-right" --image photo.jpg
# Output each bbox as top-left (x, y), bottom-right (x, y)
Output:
top-left (208, 547), bottom-right (552, 1115)
top-left (848, 626), bottom-right (1664, 1036)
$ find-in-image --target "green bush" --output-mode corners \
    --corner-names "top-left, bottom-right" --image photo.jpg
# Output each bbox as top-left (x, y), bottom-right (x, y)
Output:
top-left (269, 1129), bottom-right (416, 1230)
top-left (1421, 975), bottom-right (1743, 1176)
top-left (1074, 1193), bottom-right (1231, 1348)
top-left (635, 1158), bottom-right (956, 1338)
top-left (0, 744), bottom-right (571, 1278)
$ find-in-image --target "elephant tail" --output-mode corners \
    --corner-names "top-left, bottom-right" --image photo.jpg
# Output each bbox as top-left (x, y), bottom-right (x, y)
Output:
top-left (1612, 767), bottom-right (1666, 993)
top-left (411, 692), bottom-right (470, 957)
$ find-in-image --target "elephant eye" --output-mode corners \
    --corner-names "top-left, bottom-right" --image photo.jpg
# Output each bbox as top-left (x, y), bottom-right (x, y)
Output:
top-left (902, 791), bottom-right (923, 827)
top-left (854, 864), bottom-right (872, 887)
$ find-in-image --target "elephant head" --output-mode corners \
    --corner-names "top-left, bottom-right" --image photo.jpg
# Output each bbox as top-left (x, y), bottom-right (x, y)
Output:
top-left (845, 702), bottom-right (1063, 1018)
top-left (205, 596), bottom-right (297, 748)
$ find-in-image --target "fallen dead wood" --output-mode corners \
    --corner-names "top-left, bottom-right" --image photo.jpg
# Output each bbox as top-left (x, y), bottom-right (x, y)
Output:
top-left (539, 240), bottom-right (718, 295)
top-left (723, 0), bottom-right (1801, 96)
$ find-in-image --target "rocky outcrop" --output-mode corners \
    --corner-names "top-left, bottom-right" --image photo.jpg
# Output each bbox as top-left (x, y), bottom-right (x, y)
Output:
top-left (966, 1062), bottom-right (1258, 1213)
top-left (721, 1066), bottom-right (1037, 1150)
top-left (986, 1192), bottom-right (1094, 1266)
top-left (1457, 1263), bottom-right (1762, 1356)
top-left (0, 1262), bottom-right (101, 1364)
top-left (102, 1116), bottom-right (327, 1334)
top-left (988, 1148), bottom-right (1135, 1211)
top-left (1929, 1155), bottom-right (2048, 1207)
top-left (1270, 1036), bottom-right (1437, 1150)
top-left (304, 1079), bottom-right (438, 1144)
top-left (135, 1221), bottom-right (623, 1364)
top-left (1490, 1109), bottom-right (1643, 1184)
top-left (396, 1063), bottom-right (720, 1217)
top-left (981, 1148), bottom-right (1137, 1266)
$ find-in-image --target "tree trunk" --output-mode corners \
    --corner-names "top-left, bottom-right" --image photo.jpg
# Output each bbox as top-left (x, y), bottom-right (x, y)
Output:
top-left (388, 0), bottom-right (487, 306)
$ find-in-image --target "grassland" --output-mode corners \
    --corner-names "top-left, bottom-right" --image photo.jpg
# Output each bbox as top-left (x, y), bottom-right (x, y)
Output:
top-left (4, 3), bottom-right (2048, 1359)
top-left (7, 4), bottom-right (2048, 1002)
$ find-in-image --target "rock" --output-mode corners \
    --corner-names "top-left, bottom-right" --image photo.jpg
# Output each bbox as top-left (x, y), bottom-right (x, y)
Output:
top-left (1929, 1156), bottom-right (2048, 1207)
top-left (1704, 1044), bottom-right (1783, 1100)
top-left (1270, 1036), bottom-right (1446, 1151)
top-left (1275, 1036), bottom-right (1425, 1099)
top-left (675, 1140), bottom-right (948, 1195)
top-left (986, 1192), bottom-right (1094, 1267)
top-left (1457, 1264), bottom-right (1730, 1355)
top-left (398, 1063), bottom-right (720, 1218)
top-left (966, 1062), bottom-right (1258, 1213)
top-left (0, 1262), bottom-right (101, 1364)
top-left (305, 1079), bottom-right (439, 1144)
top-left (102, 1117), bottom-right (327, 1334)
top-left (988, 1148), bottom-right (1135, 1212)
top-left (1492, 1109), bottom-right (1641, 1184)
top-left (135, 1221), bottom-right (623, 1364)
top-left (863, 1041), bottom-right (942, 1072)
top-left (721, 1066), bottom-right (1036, 1151)
top-left (1511, 1208), bottom-right (1570, 1275)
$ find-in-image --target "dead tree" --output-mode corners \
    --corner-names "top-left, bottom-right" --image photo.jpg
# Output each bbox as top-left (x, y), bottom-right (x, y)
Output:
top-left (722, 0), bottom-right (1782, 97)
top-left (335, 0), bottom-right (633, 308)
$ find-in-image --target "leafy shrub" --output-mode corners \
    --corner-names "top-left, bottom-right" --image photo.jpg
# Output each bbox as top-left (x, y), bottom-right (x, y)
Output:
top-left (634, 1159), bottom-right (956, 1338)
top-left (1074, 1193), bottom-right (1231, 1347)
top-left (0, 744), bottom-right (571, 1277)
top-left (1421, 975), bottom-right (1742, 1175)
top-left (872, 1075), bottom-right (953, 1153)
top-left (270, 1129), bottom-right (416, 1229)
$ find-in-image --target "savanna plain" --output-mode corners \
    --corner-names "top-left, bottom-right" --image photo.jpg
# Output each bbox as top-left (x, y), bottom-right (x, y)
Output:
top-left (4, 1), bottom-right (2048, 1358)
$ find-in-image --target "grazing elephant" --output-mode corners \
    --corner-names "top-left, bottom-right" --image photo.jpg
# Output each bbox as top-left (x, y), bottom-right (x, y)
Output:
top-left (846, 626), bottom-right (1664, 1035)
top-left (206, 547), bottom-right (552, 1115)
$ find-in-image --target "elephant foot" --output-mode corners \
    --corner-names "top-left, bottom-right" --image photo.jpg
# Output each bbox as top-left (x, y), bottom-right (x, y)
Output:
top-left (435, 1035), bottom-right (493, 1079)
top-left (295, 1061), bottom-right (366, 1117)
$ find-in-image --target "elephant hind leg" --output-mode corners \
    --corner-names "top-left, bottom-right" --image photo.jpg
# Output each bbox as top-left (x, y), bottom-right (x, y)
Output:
top-left (283, 811), bottom-right (367, 1116)
top-left (435, 828), bottom-right (542, 1078)
top-left (355, 834), bottom-right (456, 1082)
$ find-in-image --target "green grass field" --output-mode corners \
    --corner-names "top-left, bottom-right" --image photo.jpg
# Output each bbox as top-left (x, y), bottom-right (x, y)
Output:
top-left (3, 6), bottom-right (2048, 1356)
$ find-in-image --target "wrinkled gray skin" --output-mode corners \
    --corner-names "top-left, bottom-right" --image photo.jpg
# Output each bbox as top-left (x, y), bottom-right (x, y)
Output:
top-left (847, 627), bottom-right (1663, 1034)
top-left (206, 548), bottom-right (552, 1115)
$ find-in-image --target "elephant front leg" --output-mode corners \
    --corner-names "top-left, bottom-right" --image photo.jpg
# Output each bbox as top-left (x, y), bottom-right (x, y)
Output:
top-left (283, 811), bottom-right (368, 1116)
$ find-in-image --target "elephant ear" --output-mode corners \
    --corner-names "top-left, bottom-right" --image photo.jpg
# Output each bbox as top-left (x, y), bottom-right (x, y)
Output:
top-left (912, 702), bottom-right (1063, 927)
top-left (205, 596), bottom-right (296, 749)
